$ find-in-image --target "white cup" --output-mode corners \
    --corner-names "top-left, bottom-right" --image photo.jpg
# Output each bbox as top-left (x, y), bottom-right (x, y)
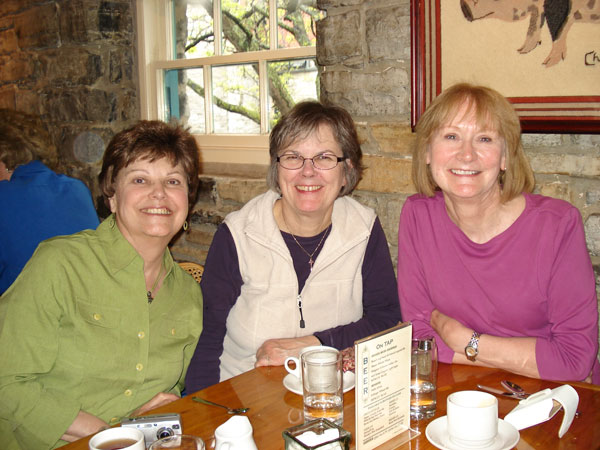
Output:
top-left (447, 390), bottom-right (498, 448)
top-left (214, 416), bottom-right (257, 450)
top-left (284, 345), bottom-right (337, 380)
top-left (89, 427), bottom-right (145, 450)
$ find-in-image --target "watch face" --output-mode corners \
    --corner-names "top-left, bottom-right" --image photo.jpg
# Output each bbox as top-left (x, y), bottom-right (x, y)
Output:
top-left (466, 346), bottom-right (477, 357)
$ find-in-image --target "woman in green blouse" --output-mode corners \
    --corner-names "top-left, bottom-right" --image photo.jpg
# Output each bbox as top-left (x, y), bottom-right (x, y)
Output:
top-left (0, 121), bottom-right (203, 450)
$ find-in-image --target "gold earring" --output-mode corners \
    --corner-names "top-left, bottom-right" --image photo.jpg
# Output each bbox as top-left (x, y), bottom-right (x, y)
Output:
top-left (183, 220), bottom-right (189, 231)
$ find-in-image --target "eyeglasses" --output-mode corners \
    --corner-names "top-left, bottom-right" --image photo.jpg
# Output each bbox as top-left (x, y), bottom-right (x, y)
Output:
top-left (277, 153), bottom-right (347, 170)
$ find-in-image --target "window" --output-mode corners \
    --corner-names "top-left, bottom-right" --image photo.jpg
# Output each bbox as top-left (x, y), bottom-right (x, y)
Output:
top-left (137, 0), bottom-right (322, 167)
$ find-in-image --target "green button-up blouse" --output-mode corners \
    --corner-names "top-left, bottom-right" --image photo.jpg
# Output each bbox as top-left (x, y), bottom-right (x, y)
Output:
top-left (0, 215), bottom-right (203, 449)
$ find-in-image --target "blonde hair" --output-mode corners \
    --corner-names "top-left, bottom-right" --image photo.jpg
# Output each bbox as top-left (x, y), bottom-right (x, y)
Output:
top-left (412, 83), bottom-right (534, 202)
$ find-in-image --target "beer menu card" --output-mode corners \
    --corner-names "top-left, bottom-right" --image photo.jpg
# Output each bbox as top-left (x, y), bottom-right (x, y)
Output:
top-left (354, 322), bottom-right (415, 450)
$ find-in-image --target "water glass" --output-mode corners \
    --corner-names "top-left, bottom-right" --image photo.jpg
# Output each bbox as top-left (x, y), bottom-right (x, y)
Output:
top-left (301, 348), bottom-right (344, 426)
top-left (149, 435), bottom-right (205, 450)
top-left (410, 337), bottom-right (437, 420)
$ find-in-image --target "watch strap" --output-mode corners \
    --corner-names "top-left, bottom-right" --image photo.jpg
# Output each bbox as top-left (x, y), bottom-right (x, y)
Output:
top-left (465, 331), bottom-right (481, 362)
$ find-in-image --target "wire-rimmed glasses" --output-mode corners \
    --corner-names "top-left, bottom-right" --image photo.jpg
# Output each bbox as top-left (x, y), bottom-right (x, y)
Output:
top-left (277, 153), bottom-right (347, 170)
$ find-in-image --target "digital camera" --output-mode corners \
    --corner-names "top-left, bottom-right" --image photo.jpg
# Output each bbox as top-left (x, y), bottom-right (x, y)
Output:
top-left (121, 413), bottom-right (182, 446)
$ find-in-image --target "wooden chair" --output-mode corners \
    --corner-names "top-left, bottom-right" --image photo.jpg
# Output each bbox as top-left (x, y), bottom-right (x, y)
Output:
top-left (178, 262), bottom-right (204, 283)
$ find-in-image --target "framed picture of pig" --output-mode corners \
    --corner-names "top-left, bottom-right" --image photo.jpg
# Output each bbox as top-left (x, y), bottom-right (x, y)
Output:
top-left (410, 0), bottom-right (600, 133)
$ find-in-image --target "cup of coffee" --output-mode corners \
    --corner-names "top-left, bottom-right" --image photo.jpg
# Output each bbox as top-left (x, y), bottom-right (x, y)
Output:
top-left (214, 415), bottom-right (257, 450)
top-left (410, 337), bottom-right (438, 420)
top-left (447, 390), bottom-right (498, 448)
top-left (149, 435), bottom-right (205, 450)
top-left (301, 348), bottom-right (343, 426)
top-left (89, 427), bottom-right (145, 450)
top-left (284, 345), bottom-right (337, 380)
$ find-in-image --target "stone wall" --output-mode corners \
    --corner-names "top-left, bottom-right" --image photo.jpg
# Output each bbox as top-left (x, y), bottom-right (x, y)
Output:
top-left (174, 0), bottom-right (600, 301)
top-left (0, 0), bottom-right (597, 297)
top-left (0, 0), bottom-right (138, 213)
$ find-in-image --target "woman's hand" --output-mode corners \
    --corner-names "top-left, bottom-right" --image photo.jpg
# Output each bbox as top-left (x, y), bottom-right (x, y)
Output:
top-left (255, 335), bottom-right (321, 367)
top-left (60, 411), bottom-right (109, 442)
top-left (129, 392), bottom-right (180, 417)
top-left (430, 309), bottom-right (472, 353)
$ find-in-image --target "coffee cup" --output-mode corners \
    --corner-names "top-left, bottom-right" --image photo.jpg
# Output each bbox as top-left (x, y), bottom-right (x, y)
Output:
top-left (284, 345), bottom-right (337, 380)
top-left (447, 390), bottom-right (498, 448)
top-left (89, 427), bottom-right (145, 450)
top-left (214, 416), bottom-right (257, 450)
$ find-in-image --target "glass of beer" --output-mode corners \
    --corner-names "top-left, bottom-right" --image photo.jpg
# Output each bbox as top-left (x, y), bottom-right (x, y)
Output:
top-left (301, 348), bottom-right (343, 426)
top-left (410, 337), bottom-right (438, 420)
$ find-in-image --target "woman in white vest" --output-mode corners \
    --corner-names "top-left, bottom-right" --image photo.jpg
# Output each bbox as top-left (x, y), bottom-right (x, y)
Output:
top-left (185, 101), bottom-right (402, 392)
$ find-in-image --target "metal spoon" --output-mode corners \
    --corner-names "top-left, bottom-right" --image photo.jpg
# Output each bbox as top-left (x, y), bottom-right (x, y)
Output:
top-left (192, 397), bottom-right (250, 414)
top-left (477, 384), bottom-right (527, 400)
top-left (502, 380), bottom-right (527, 395)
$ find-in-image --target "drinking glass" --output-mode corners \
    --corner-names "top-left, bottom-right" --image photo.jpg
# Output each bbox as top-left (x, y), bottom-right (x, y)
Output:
top-left (301, 348), bottom-right (343, 426)
top-left (149, 435), bottom-right (205, 450)
top-left (410, 337), bottom-right (437, 420)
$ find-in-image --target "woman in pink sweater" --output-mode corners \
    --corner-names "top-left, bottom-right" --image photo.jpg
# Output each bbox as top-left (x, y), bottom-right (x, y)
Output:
top-left (398, 83), bottom-right (599, 383)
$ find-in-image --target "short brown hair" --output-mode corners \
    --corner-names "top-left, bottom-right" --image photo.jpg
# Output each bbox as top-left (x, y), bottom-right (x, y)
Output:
top-left (267, 101), bottom-right (364, 197)
top-left (0, 109), bottom-right (59, 170)
top-left (99, 121), bottom-right (200, 207)
top-left (413, 83), bottom-right (535, 202)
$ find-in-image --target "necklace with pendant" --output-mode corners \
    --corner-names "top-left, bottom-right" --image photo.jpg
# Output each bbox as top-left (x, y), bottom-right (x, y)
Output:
top-left (282, 213), bottom-right (330, 272)
top-left (146, 264), bottom-right (164, 304)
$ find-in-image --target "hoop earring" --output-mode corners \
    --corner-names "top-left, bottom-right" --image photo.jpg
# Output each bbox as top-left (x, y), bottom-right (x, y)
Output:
top-left (183, 220), bottom-right (189, 231)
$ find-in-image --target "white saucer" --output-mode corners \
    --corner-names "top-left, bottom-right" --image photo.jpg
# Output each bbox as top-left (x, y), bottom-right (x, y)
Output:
top-left (425, 417), bottom-right (519, 450)
top-left (283, 372), bottom-right (355, 396)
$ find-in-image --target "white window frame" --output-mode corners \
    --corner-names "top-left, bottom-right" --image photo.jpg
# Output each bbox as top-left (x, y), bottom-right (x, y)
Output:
top-left (136, 0), bottom-right (318, 166)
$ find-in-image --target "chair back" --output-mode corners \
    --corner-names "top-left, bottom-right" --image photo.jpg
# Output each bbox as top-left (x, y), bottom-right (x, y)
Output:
top-left (178, 262), bottom-right (204, 283)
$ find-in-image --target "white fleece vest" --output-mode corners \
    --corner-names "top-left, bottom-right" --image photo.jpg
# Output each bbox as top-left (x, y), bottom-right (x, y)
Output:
top-left (219, 190), bottom-right (376, 381)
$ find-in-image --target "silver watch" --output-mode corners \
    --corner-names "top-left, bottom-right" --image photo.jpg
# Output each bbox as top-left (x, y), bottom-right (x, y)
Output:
top-left (465, 332), bottom-right (481, 362)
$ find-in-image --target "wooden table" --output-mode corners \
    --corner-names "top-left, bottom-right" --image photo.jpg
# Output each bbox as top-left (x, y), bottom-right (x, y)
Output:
top-left (61, 363), bottom-right (600, 449)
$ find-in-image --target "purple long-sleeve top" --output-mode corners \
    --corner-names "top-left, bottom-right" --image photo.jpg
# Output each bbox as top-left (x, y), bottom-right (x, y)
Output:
top-left (398, 192), bottom-right (599, 383)
top-left (185, 216), bottom-right (401, 393)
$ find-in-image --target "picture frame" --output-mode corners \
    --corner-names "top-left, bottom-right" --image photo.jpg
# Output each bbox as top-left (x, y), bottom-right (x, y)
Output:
top-left (410, 0), bottom-right (600, 134)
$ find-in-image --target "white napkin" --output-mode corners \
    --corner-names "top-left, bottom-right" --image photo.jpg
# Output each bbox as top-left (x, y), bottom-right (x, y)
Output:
top-left (504, 384), bottom-right (579, 438)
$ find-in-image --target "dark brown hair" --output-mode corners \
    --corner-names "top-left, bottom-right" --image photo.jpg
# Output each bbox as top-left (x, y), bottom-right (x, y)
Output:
top-left (99, 121), bottom-right (200, 207)
top-left (413, 83), bottom-right (535, 202)
top-left (0, 109), bottom-right (59, 170)
top-left (267, 101), bottom-right (364, 197)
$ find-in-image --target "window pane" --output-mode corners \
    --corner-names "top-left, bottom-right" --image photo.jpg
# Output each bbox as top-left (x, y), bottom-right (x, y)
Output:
top-left (174, 0), bottom-right (215, 58)
top-left (164, 68), bottom-right (206, 134)
top-left (267, 58), bottom-right (318, 129)
top-left (212, 64), bottom-right (260, 133)
top-left (277, 0), bottom-right (322, 49)
top-left (221, 0), bottom-right (269, 55)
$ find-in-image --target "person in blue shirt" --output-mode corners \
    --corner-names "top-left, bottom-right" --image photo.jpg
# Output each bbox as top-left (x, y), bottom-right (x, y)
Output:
top-left (0, 109), bottom-right (99, 294)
